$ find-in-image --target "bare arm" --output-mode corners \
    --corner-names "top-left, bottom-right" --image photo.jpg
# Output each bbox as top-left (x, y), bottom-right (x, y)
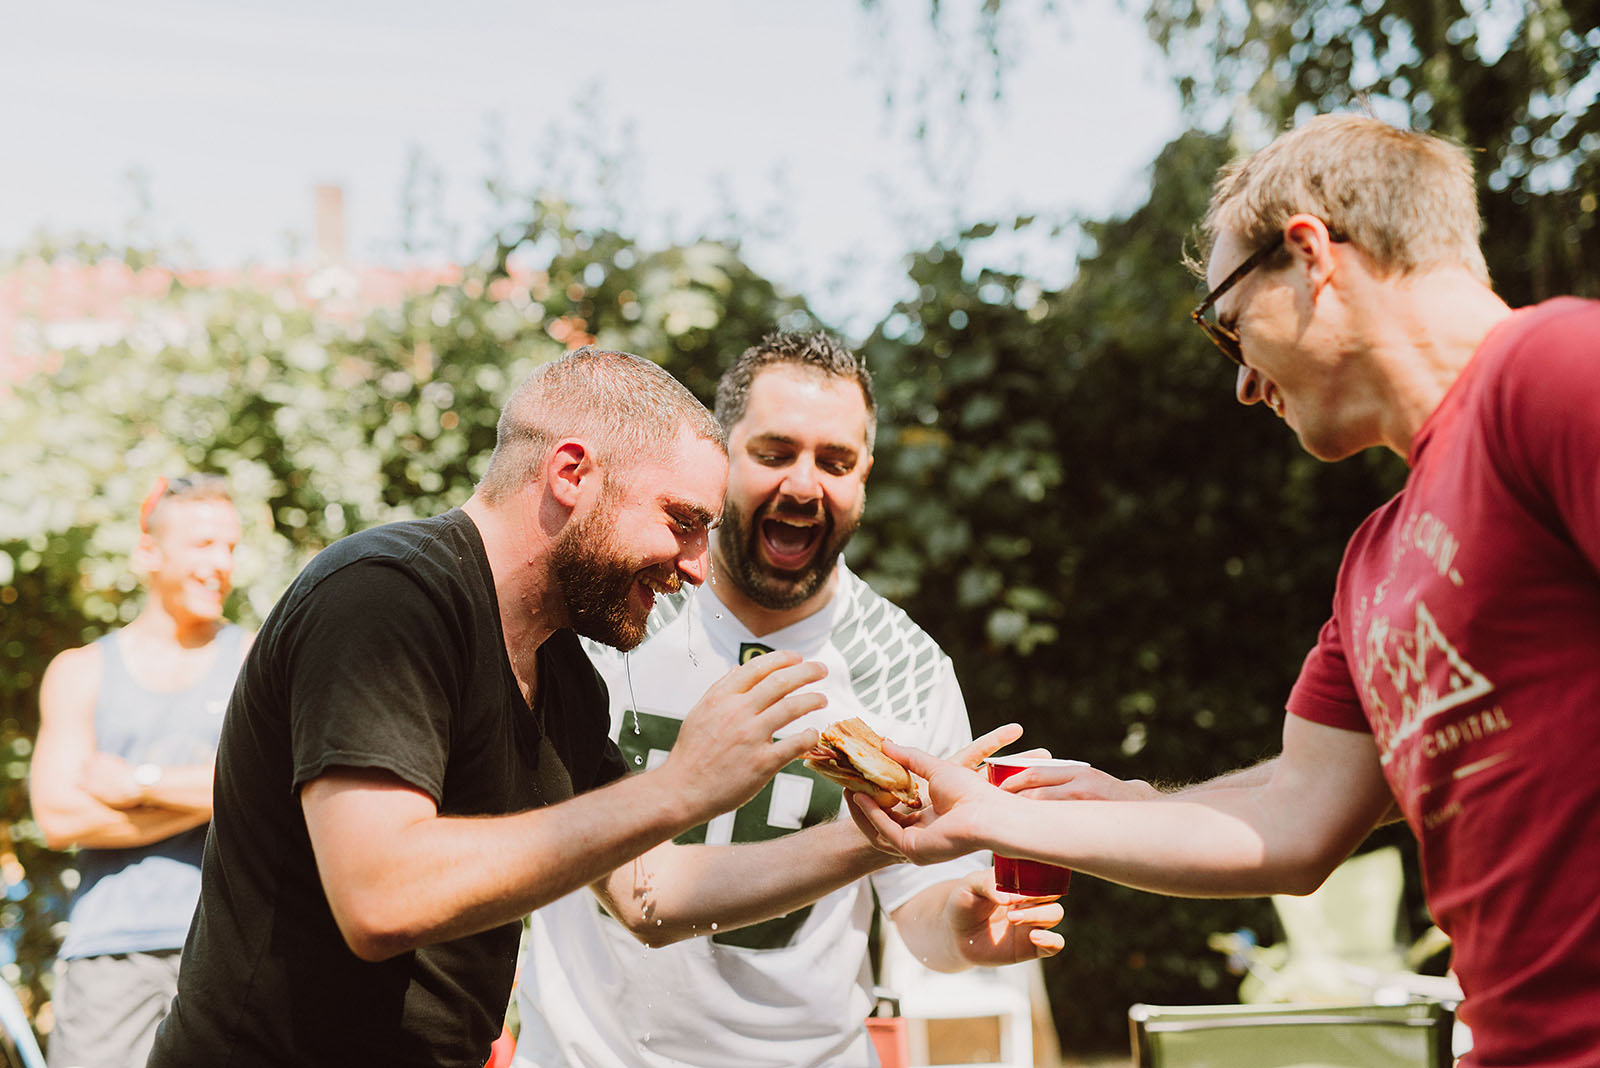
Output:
top-left (31, 646), bottom-right (211, 849)
top-left (598, 818), bottom-right (892, 946)
top-left (302, 652), bottom-right (827, 962)
top-left (81, 753), bottom-right (215, 815)
top-left (890, 867), bottom-right (1065, 973)
top-left (594, 719), bottom-right (1035, 945)
top-left (998, 754), bottom-right (1404, 826)
top-left (858, 715), bottom-right (1395, 899)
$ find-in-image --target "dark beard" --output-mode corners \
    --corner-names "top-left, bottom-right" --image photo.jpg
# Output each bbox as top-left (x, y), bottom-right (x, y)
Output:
top-left (715, 498), bottom-right (860, 611)
top-left (550, 508), bottom-right (651, 651)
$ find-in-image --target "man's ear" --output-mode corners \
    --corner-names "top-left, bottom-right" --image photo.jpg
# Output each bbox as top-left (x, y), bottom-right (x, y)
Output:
top-left (544, 440), bottom-right (595, 509)
top-left (130, 533), bottom-right (161, 578)
top-left (1283, 213), bottom-right (1339, 291)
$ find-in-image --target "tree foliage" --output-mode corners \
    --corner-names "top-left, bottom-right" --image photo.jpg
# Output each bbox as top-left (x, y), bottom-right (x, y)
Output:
top-left (1144, 0), bottom-right (1600, 303)
top-left (0, 200), bottom-right (813, 1024)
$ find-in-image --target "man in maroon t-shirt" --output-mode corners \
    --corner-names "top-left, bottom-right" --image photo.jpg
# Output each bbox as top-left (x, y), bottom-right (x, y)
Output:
top-left (854, 114), bottom-right (1600, 1068)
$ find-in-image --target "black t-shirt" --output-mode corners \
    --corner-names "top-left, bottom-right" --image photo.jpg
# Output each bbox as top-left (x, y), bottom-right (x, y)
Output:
top-left (149, 509), bottom-right (627, 1067)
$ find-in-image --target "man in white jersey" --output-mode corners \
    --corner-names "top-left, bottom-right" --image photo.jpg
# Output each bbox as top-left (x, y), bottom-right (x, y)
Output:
top-left (515, 333), bottom-right (1064, 1068)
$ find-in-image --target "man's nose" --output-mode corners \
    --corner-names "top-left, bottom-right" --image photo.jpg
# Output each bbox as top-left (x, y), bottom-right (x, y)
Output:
top-left (677, 535), bottom-right (710, 587)
top-left (1235, 363), bottom-right (1264, 406)
top-left (780, 458), bottom-right (822, 499)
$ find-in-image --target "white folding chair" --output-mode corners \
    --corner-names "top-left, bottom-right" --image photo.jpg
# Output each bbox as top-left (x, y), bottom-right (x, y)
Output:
top-left (877, 919), bottom-right (1037, 1068)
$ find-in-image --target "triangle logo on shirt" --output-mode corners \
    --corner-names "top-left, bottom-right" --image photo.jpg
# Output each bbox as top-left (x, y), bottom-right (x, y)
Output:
top-left (739, 642), bottom-right (776, 665)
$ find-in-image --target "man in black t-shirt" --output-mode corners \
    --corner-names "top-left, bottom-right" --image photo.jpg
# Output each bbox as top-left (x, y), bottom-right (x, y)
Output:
top-left (149, 349), bottom-right (901, 1067)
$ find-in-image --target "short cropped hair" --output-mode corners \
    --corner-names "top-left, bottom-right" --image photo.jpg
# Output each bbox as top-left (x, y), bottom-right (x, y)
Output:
top-left (1201, 114), bottom-right (1490, 285)
top-left (713, 332), bottom-right (877, 452)
top-left (140, 473), bottom-right (232, 536)
top-left (477, 347), bottom-right (725, 503)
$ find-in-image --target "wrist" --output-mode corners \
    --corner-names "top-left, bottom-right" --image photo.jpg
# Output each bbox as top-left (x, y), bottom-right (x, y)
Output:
top-left (952, 792), bottom-right (1008, 855)
top-left (835, 814), bottom-right (898, 872)
top-left (132, 762), bottom-right (163, 802)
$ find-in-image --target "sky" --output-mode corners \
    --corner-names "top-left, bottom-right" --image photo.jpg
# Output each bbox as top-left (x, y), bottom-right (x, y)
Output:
top-left (0, 0), bottom-right (1184, 335)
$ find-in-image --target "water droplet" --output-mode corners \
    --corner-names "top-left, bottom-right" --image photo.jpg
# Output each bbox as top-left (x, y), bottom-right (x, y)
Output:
top-left (634, 755), bottom-right (643, 765)
top-left (709, 922), bottom-right (718, 931)
top-left (655, 918), bottom-right (663, 926)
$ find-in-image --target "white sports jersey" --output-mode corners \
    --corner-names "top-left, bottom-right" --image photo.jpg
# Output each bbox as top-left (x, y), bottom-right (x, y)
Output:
top-left (514, 562), bottom-right (981, 1068)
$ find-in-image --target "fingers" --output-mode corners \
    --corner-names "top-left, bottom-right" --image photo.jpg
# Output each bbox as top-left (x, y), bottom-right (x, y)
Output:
top-left (997, 763), bottom-right (1094, 794)
top-left (732, 649), bottom-right (824, 697)
top-left (1028, 928), bottom-right (1066, 956)
top-left (879, 741), bottom-right (943, 780)
top-left (748, 658), bottom-right (828, 725)
top-left (1005, 901), bottom-right (1065, 928)
top-left (769, 726), bottom-right (822, 767)
top-left (950, 724), bottom-right (1023, 769)
top-left (1002, 765), bottom-right (1158, 802)
top-left (850, 793), bottom-right (909, 847)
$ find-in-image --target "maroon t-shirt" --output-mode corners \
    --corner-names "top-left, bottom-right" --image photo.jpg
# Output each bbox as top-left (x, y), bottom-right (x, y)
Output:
top-left (1289, 298), bottom-right (1600, 1067)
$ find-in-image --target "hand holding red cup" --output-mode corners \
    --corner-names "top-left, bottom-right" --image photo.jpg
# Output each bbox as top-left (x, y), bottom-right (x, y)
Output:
top-left (984, 756), bottom-right (1086, 895)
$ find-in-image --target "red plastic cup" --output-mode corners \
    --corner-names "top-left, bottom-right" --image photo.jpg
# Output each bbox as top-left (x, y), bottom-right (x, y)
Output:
top-left (984, 756), bottom-right (1086, 896)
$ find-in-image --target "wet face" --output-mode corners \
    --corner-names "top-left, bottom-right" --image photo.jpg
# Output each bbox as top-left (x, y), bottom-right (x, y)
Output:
top-left (714, 366), bottom-right (872, 612)
top-left (145, 499), bottom-right (242, 624)
top-left (553, 427), bottom-right (726, 650)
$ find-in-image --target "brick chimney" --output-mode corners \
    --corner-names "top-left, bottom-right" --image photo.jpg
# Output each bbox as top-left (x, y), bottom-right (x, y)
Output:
top-left (314, 184), bottom-right (346, 263)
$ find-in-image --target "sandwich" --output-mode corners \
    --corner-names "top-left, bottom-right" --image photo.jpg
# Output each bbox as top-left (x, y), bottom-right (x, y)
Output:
top-left (804, 717), bottom-right (924, 809)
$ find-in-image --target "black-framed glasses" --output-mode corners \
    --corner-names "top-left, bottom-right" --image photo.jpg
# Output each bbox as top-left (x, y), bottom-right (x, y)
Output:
top-left (1190, 235), bottom-right (1286, 367)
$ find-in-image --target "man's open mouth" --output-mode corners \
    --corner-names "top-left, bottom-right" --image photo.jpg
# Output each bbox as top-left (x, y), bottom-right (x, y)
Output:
top-left (638, 572), bottom-right (680, 597)
top-left (760, 515), bottom-right (823, 570)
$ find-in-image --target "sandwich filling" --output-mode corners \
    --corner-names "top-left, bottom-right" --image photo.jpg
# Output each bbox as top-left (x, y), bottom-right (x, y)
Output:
top-left (804, 717), bottom-right (923, 809)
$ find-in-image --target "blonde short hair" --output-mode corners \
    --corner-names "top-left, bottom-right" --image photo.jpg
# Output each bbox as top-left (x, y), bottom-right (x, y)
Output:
top-left (477, 347), bottom-right (725, 503)
top-left (1202, 114), bottom-right (1489, 285)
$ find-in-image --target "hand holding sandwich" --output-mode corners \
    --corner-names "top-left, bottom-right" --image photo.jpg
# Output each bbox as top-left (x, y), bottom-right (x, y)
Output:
top-left (810, 721), bottom-right (1065, 969)
top-left (827, 723), bottom-right (1031, 857)
top-left (851, 740), bottom-right (1021, 866)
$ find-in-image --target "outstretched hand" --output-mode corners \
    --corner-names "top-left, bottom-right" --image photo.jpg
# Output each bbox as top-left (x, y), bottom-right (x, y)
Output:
top-left (843, 723), bottom-right (1023, 858)
top-left (995, 762), bottom-right (1160, 802)
top-left (851, 737), bottom-right (1003, 865)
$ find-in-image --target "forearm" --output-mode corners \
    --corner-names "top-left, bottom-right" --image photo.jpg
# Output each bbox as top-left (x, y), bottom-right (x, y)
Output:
top-left (608, 819), bottom-right (893, 946)
top-left (1160, 759), bottom-right (1275, 798)
top-left (312, 767), bottom-right (707, 961)
top-left (971, 778), bottom-right (1380, 898)
top-left (138, 762), bottom-right (215, 815)
top-left (890, 879), bottom-right (974, 972)
top-left (36, 800), bottom-right (209, 850)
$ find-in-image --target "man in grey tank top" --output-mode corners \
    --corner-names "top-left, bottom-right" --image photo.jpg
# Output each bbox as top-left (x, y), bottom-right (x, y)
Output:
top-left (30, 474), bottom-right (251, 1068)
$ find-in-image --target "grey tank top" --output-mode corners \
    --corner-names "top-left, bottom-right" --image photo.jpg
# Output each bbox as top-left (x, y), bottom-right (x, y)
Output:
top-left (57, 624), bottom-right (243, 959)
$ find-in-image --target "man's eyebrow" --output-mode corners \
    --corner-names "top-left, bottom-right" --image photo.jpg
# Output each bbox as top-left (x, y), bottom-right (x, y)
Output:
top-left (747, 431), bottom-right (861, 455)
top-left (745, 432), bottom-right (799, 448)
top-left (665, 497), bottom-right (720, 528)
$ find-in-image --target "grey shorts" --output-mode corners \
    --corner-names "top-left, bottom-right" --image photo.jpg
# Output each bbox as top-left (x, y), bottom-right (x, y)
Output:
top-left (47, 951), bottom-right (181, 1068)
